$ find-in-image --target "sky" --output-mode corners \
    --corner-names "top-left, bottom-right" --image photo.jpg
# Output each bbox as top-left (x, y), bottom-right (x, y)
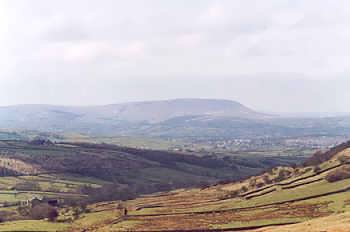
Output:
top-left (0, 0), bottom-right (350, 113)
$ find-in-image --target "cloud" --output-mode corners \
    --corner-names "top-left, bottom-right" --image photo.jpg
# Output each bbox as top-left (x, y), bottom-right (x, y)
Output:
top-left (44, 21), bottom-right (88, 42)
top-left (0, 0), bottom-right (349, 112)
top-left (37, 40), bottom-right (146, 64)
top-left (199, 3), bottom-right (228, 26)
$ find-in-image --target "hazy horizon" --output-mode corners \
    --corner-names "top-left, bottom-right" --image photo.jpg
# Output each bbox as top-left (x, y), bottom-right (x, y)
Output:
top-left (0, 98), bottom-right (349, 117)
top-left (1, 0), bottom-right (350, 113)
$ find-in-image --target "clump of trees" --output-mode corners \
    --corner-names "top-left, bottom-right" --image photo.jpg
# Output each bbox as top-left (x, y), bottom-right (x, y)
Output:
top-left (78, 184), bottom-right (137, 204)
top-left (274, 169), bottom-right (292, 182)
top-left (304, 141), bottom-right (350, 166)
top-left (262, 175), bottom-right (272, 185)
top-left (18, 203), bottom-right (58, 222)
top-left (313, 165), bottom-right (321, 174)
top-left (325, 165), bottom-right (350, 183)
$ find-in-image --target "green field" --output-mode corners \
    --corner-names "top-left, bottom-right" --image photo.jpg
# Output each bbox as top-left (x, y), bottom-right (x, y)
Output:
top-left (0, 220), bottom-right (69, 232)
top-left (96, 147), bottom-right (350, 231)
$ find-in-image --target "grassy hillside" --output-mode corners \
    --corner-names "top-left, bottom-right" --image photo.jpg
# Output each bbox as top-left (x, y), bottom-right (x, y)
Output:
top-left (64, 142), bottom-right (350, 231)
top-left (254, 212), bottom-right (350, 232)
top-left (0, 139), bottom-right (306, 226)
top-left (0, 142), bottom-right (347, 231)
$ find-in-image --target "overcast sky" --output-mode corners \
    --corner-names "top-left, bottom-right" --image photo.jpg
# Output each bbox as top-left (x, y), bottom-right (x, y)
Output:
top-left (0, 0), bottom-right (349, 113)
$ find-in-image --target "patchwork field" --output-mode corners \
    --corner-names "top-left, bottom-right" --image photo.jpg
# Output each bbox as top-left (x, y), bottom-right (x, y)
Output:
top-left (0, 140), bottom-right (305, 200)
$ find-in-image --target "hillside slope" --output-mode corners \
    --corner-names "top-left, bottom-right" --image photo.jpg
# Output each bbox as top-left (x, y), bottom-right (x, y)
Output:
top-left (256, 212), bottom-right (350, 232)
top-left (69, 142), bottom-right (350, 231)
top-left (0, 140), bottom-right (300, 203)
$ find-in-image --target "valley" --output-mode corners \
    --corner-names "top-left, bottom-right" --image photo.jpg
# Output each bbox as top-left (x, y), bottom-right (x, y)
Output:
top-left (0, 140), bottom-right (347, 231)
top-left (0, 139), bottom-right (308, 227)
top-left (0, 100), bottom-right (348, 231)
top-left (67, 142), bottom-right (350, 231)
top-left (2, 0), bottom-right (350, 230)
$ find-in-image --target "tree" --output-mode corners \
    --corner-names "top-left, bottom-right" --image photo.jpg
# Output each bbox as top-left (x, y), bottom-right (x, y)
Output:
top-left (48, 208), bottom-right (58, 222)
top-left (325, 166), bottom-right (350, 183)
top-left (29, 203), bottom-right (58, 221)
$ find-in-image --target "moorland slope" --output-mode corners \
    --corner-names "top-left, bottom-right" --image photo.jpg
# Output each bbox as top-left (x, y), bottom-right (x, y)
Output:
top-left (66, 142), bottom-right (350, 231)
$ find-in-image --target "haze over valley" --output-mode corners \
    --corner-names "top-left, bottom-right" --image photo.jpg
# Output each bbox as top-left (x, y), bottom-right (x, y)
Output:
top-left (1, 0), bottom-right (350, 231)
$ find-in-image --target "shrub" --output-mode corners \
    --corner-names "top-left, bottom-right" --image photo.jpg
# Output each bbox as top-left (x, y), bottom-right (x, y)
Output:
top-left (313, 165), bottom-right (321, 173)
top-left (229, 190), bottom-right (240, 198)
top-left (240, 186), bottom-right (248, 193)
top-left (256, 182), bottom-right (265, 188)
top-left (274, 169), bottom-right (291, 182)
top-left (262, 175), bottom-right (272, 184)
top-left (220, 190), bottom-right (240, 200)
top-left (248, 179), bottom-right (256, 188)
top-left (305, 167), bottom-right (313, 172)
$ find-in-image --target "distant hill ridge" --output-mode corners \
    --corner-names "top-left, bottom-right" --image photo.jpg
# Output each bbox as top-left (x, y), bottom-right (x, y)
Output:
top-left (0, 99), bottom-right (270, 135)
top-left (1, 98), bottom-right (349, 138)
top-left (0, 98), bottom-right (263, 123)
top-left (104, 98), bottom-right (265, 122)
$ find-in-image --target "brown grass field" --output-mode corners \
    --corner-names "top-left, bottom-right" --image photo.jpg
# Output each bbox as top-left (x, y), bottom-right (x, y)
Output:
top-left (64, 147), bottom-right (350, 231)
